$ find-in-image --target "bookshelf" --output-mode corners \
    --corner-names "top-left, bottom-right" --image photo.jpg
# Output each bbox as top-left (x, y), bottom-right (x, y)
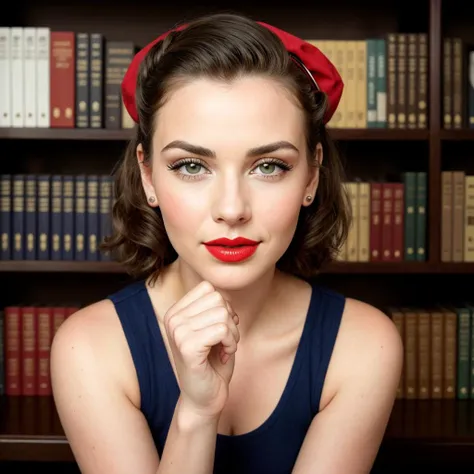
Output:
top-left (1, 0), bottom-right (474, 471)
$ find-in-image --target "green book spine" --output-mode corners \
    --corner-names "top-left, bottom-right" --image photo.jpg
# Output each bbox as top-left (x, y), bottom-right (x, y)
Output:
top-left (367, 39), bottom-right (377, 128)
top-left (402, 172), bottom-right (416, 260)
top-left (457, 307), bottom-right (471, 399)
top-left (376, 39), bottom-right (387, 128)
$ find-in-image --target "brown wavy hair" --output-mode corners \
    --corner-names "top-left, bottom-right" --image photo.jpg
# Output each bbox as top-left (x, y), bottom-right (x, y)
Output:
top-left (101, 12), bottom-right (351, 283)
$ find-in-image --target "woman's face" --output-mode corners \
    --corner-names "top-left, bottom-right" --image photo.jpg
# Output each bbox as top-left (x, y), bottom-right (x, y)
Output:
top-left (138, 76), bottom-right (320, 290)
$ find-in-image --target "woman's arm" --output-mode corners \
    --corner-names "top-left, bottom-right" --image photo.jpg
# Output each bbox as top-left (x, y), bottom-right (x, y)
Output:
top-left (292, 299), bottom-right (403, 474)
top-left (51, 300), bottom-right (219, 474)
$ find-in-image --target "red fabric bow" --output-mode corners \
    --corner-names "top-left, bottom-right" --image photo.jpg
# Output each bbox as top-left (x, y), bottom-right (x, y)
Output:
top-left (121, 21), bottom-right (343, 125)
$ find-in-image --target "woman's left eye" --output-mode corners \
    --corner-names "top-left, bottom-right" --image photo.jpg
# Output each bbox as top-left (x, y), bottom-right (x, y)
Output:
top-left (252, 160), bottom-right (292, 177)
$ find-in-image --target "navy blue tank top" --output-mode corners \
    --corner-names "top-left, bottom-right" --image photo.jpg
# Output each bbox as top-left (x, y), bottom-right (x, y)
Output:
top-left (108, 279), bottom-right (345, 474)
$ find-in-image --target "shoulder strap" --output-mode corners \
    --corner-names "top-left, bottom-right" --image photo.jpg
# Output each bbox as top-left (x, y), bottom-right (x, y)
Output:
top-left (307, 284), bottom-right (346, 413)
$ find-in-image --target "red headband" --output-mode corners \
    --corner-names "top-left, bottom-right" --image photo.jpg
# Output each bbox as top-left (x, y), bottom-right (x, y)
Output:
top-left (121, 21), bottom-right (343, 124)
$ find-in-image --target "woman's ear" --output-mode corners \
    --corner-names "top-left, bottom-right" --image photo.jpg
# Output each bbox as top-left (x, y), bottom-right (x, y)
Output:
top-left (136, 143), bottom-right (158, 207)
top-left (302, 143), bottom-right (323, 207)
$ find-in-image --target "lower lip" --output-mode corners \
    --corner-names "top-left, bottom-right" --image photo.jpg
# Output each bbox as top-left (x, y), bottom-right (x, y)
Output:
top-left (204, 244), bottom-right (259, 263)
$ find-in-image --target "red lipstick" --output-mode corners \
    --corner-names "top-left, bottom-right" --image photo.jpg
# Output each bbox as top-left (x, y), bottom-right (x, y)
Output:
top-left (203, 237), bottom-right (260, 263)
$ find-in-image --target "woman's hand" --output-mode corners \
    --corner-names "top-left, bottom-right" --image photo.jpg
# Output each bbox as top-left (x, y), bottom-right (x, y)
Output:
top-left (163, 281), bottom-right (240, 419)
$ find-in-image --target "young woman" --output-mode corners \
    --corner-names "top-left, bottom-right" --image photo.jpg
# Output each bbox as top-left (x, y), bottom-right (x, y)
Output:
top-left (51, 12), bottom-right (403, 474)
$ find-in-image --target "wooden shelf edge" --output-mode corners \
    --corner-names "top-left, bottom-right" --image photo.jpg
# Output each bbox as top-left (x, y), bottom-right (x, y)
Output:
top-left (0, 261), bottom-right (473, 274)
top-left (0, 128), bottom-right (134, 141)
top-left (440, 129), bottom-right (474, 141)
top-left (328, 128), bottom-right (430, 141)
top-left (0, 128), bottom-right (431, 141)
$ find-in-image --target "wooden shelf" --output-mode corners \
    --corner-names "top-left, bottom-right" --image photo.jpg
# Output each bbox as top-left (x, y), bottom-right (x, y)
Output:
top-left (440, 129), bottom-right (474, 141)
top-left (0, 260), bottom-right (473, 274)
top-left (0, 396), bottom-right (473, 462)
top-left (0, 128), bottom-right (134, 141)
top-left (0, 127), bottom-right (430, 142)
top-left (0, 396), bottom-right (72, 462)
top-left (328, 128), bottom-right (430, 141)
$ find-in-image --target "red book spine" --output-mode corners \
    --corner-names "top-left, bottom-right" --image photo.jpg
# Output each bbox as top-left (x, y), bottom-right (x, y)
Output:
top-left (52, 307), bottom-right (66, 339)
top-left (37, 306), bottom-right (53, 396)
top-left (369, 183), bottom-right (382, 261)
top-left (21, 306), bottom-right (37, 395)
top-left (4, 306), bottom-right (21, 396)
top-left (50, 31), bottom-right (75, 128)
top-left (392, 182), bottom-right (405, 261)
top-left (381, 183), bottom-right (394, 261)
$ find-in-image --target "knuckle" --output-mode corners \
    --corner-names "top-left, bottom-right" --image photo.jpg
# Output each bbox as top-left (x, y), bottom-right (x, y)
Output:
top-left (172, 323), bottom-right (187, 345)
top-left (211, 291), bottom-right (226, 307)
top-left (215, 305), bottom-right (230, 321)
top-left (215, 323), bottom-right (228, 335)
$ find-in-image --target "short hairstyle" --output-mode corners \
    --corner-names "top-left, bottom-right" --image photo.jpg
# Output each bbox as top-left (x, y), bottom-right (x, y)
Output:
top-left (101, 12), bottom-right (351, 283)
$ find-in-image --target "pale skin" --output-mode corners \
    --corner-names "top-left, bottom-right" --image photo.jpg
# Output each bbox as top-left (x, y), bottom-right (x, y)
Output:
top-left (50, 75), bottom-right (403, 473)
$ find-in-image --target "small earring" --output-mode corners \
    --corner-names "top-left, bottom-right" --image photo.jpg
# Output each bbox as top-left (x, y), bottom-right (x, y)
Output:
top-left (148, 196), bottom-right (156, 204)
top-left (305, 195), bottom-right (312, 202)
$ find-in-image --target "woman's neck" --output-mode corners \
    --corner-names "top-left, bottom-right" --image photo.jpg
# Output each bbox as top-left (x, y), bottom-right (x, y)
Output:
top-left (160, 259), bottom-right (286, 339)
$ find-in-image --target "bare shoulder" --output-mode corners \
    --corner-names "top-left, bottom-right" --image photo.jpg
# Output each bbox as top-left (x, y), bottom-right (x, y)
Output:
top-left (51, 298), bottom-right (140, 407)
top-left (320, 297), bottom-right (403, 409)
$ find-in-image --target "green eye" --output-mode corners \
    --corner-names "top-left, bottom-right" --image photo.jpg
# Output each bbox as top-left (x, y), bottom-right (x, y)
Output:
top-left (259, 163), bottom-right (276, 174)
top-left (184, 163), bottom-right (202, 174)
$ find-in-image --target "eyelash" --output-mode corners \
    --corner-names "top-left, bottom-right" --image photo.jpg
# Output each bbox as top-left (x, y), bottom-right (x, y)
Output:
top-left (167, 158), bottom-right (294, 181)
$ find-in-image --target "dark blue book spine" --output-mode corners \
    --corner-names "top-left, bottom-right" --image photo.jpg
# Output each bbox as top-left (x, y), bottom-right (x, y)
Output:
top-left (86, 175), bottom-right (99, 260)
top-left (62, 175), bottom-right (75, 260)
top-left (0, 310), bottom-right (4, 395)
top-left (99, 175), bottom-right (113, 261)
top-left (0, 175), bottom-right (11, 260)
top-left (25, 175), bottom-right (37, 260)
top-left (37, 175), bottom-right (51, 260)
top-left (51, 175), bottom-right (63, 260)
top-left (12, 174), bottom-right (25, 260)
top-left (74, 175), bottom-right (86, 260)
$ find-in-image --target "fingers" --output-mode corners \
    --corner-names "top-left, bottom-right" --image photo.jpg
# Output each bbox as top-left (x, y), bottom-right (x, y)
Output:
top-left (168, 280), bottom-right (216, 315)
top-left (187, 306), bottom-right (240, 344)
top-left (175, 322), bottom-right (238, 367)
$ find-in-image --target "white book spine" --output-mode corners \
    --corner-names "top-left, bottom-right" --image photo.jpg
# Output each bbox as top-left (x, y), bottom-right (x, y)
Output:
top-left (0, 28), bottom-right (11, 127)
top-left (11, 27), bottom-right (24, 127)
top-left (24, 27), bottom-right (37, 127)
top-left (36, 27), bottom-right (50, 128)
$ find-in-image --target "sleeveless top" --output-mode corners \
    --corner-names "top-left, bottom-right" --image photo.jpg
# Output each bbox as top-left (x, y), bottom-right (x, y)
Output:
top-left (108, 279), bottom-right (346, 474)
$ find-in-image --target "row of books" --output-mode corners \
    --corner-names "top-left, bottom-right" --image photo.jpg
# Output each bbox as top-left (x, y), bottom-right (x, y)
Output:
top-left (441, 171), bottom-right (474, 262)
top-left (389, 306), bottom-right (474, 400)
top-left (1, 171), bottom-right (473, 264)
top-left (0, 27), bottom-right (135, 130)
top-left (310, 33), bottom-right (428, 130)
top-left (0, 26), bottom-right (463, 132)
top-left (0, 174), bottom-right (113, 261)
top-left (442, 38), bottom-right (474, 130)
top-left (337, 173), bottom-right (427, 262)
top-left (0, 305), bottom-right (78, 396)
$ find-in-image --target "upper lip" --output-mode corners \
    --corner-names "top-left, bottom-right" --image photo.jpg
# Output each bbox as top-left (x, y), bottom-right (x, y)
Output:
top-left (203, 237), bottom-right (260, 246)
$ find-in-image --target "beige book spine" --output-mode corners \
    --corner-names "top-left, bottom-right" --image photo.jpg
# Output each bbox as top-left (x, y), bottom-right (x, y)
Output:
top-left (464, 175), bottom-right (474, 261)
top-left (345, 41), bottom-right (357, 128)
top-left (441, 171), bottom-right (453, 262)
top-left (355, 41), bottom-right (367, 128)
top-left (346, 182), bottom-right (359, 261)
top-left (358, 182), bottom-right (370, 261)
top-left (452, 171), bottom-right (465, 261)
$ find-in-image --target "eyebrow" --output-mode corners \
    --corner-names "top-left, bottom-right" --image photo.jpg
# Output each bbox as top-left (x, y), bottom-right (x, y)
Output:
top-left (161, 140), bottom-right (299, 158)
